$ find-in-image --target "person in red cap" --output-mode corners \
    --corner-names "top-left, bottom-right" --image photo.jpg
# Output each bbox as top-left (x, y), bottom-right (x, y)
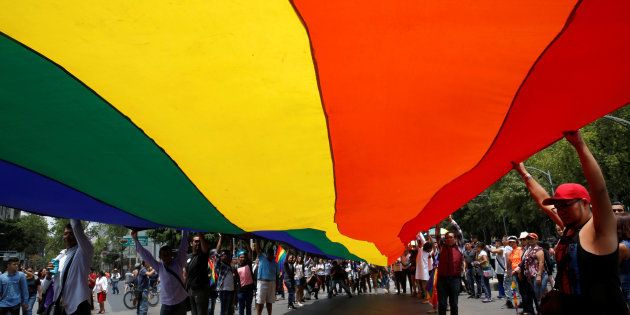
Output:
top-left (515, 131), bottom-right (627, 314)
top-left (522, 232), bottom-right (546, 311)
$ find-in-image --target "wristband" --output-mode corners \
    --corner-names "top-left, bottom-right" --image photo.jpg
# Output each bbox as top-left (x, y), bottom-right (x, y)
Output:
top-left (523, 174), bottom-right (533, 181)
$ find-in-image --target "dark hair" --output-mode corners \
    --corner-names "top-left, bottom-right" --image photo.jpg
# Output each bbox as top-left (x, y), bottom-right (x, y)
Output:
top-left (476, 242), bottom-right (485, 249)
top-left (159, 245), bottom-right (172, 254)
top-left (422, 242), bottom-right (433, 252)
top-left (64, 223), bottom-right (72, 230)
top-left (99, 271), bottom-right (105, 277)
top-left (613, 201), bottom-right (625, 206)
top-left (7, 257), bottom-right (19, 263)
top-left (617, 213), bottom-right (630, 240)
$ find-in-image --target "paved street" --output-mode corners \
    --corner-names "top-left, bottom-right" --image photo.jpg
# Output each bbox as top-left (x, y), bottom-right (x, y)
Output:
top-left (34, 280), bottom-right (522, 315)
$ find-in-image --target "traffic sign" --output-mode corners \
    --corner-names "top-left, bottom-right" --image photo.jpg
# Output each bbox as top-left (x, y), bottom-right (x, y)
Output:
top-left (121, 236), bottom-right (148, 247)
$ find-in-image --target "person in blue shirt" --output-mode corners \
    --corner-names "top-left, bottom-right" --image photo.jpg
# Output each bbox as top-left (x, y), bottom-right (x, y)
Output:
top-left (0, 257), bottom-right (28, 315)
top-left (135, 261), bottom-right (155, 315)
top-left (254, 240), bottom-right (278, 315)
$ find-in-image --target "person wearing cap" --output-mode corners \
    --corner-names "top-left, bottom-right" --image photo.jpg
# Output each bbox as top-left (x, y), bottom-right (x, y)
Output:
top-left (489, 239), bottom-right (507, 299)
top-left (216, 249), bottom-right (236, 315)
top-left (525, 131), bottom-right (626, 314)
top-left (503, 236), bottom-right (518, 309)
top-left (236, 248), bottom-right (255, 315)
top-left (522, 233), bottom-right (546, 310)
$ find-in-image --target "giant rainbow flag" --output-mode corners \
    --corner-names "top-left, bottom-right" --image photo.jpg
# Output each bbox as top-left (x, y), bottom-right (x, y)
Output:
top-left (1, 0), bottom-right (629, 265)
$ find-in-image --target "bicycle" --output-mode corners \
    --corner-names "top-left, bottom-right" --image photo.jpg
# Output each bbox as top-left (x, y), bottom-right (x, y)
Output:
top-left (123, 283), bottom-right (160, 309)
top-left (147, 285), bottom-right (160, 307)
top-left (123, 284), bottom-right (138, 309)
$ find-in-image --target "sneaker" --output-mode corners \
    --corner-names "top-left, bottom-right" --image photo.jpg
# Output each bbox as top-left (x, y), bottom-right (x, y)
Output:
top-left (296, 302), bottom-right (304, 307)
top-left (427, 309), bottom-right (437, 314)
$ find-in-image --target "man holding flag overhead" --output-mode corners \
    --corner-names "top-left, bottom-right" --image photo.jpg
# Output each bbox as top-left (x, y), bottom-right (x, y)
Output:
top-left (254, 240), bottom-right (278, 315)
top-left (436, 215), bottom-right (465, 315)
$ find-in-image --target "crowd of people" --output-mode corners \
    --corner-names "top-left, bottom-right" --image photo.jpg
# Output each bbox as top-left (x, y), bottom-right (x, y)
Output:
top-left (1, 130), bottom-right (629, 315)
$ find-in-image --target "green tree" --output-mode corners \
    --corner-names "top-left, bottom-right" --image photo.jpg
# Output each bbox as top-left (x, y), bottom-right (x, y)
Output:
top-left (16, 213), bottom-right (49, 257)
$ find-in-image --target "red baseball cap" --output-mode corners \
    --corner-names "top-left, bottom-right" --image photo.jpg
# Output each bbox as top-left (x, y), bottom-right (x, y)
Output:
top-left (527, 233), bottom-right (539, 239)
top-left (542, 183), bottom-right (591, 205)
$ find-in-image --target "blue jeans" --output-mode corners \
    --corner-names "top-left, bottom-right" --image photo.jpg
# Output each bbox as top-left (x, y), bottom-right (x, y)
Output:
top-left (237, 290), bottom-right (253, 315)
top-left (465, 268), bottom-right (475, 294)
top-left (481, 276), bottom-right (492, 299)
top-left (27, 295), bottom-right (36, 315)
top-left (219, 291), bottom-right (234, 315)
top-left (284, 279), bottom-right (295, 306)
top-left (136, 290), bottom-right (149, 315)
top-left (530, 272), bottom-right (548, 305)
top-left (111, 281), bottom-right (119, 294)
top-left (437, 276), bottom-right (460, 315)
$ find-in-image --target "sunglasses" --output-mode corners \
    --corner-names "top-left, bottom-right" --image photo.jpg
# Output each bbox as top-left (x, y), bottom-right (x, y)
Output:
top-left (613, 208), bottom-right (625, 213)
top-left (554, 198), bottom-right (581, 210)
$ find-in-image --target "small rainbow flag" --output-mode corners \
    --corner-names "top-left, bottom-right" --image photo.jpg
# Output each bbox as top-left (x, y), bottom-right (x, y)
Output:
top-left (276, 245), bottom-right (287, 273)
top-left (511, 280), bottom-right (519, 312)
top-left (208, 258), bottom-right (218, 286)
top-left (426, 267), bottom-right (439, 307)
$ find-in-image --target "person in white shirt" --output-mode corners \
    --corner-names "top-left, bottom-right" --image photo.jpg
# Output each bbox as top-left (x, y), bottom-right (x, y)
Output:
top-left (415, 232), bottom-right (433, 303)
top-left (93, 271), bottom-right (108, 314)
top-left (110, 269), bottom-right (121, 295)
top-left (48, 219), bottom-right (93, 315)
top-left (293, 256), bottom-right (305, 306)
top-left (132, 230), bottom-right (189, 315)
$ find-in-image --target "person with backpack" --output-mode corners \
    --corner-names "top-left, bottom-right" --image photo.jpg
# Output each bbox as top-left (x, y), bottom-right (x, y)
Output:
top-left (132, 230), bottom-right (189, 315)
top-left (490, 239), bottom-right (507, 299)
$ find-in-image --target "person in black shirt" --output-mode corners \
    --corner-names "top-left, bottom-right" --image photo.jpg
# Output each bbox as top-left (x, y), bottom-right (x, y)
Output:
top-left (184, 233), bottom-right (210, 315)
top-left (328, 261), bottom-right (352, 299)
top-left (283, 255), bottom-right (296, 310)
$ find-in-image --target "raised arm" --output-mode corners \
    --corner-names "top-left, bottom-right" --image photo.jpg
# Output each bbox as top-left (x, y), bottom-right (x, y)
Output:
top-left (216, 233), bottom-right (223, 251)
top-left (71, 219), bottom-right (94, 257)
top-left (416, 231), bottom-right (426, 246)
top-left (131, 230), bottom-right (159, 270)
top-left (197, 232), bottom-right (209, 254)
top-left (448, 216), bottom-right (463, 240)
top-left (565, 131), bottom-right (616, 246)
top-left (177, 230), bottom-right (190, 267)
top-left (513, 162), bottom-right (564, 229)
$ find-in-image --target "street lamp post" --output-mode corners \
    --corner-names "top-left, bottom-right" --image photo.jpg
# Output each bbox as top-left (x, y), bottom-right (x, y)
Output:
top-left (604, 115), bottom-right (630, 127)
top-left (525, 165), bottom-right (555, 195)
